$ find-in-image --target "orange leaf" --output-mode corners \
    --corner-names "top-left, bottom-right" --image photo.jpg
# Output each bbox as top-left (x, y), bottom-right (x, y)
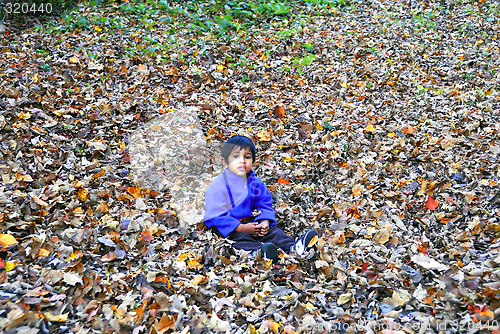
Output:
top-left (0, 234), bottom-right (18, 251)
top-left (101, 252), bottom-right (117, 262)
top-left (187, 256), bottom-right (203, 269)
top-left (134, 301), bottom-right (147, 324)
top-left (78, 188), bottom-right (89, 201)
top-left (423, 296), bottom-right (433, 304)
top-left (191, 275), bottom-right (207, 285)
top-left (93, 168), bottom-right (105, 180)
top-left (154, 314), bottom-right (177, 333)
top-left (402, 125), bottom-right (417, 135)
top-left (96, 201), bottom-right (109, 213)
top-left (127, 186), bottom-right (141, 199)
top-left (117, 193), bottom-right (134, 202)
top-left (268, 320), bottom-right (280, 333)
top-left (37, 248), bottom-right (50, 258)
top-left (277, 176), bottom-right (290, 185)
top-left (418, 243), bottom-right (428, 254)
top-left (139, 229), bottom-right (154, 242)
top-left (425, 197), bottom-right (439, 211)
top-left (272, 105), bottom-right (285, 118)
top-left (352, 184), bottom-right (362, 197)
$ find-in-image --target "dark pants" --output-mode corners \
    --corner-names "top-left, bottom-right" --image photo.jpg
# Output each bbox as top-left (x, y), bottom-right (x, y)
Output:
top-left (218, 226), bottom-right (295, 252)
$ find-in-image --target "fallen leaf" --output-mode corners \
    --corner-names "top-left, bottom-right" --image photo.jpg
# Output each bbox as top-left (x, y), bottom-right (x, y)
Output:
top-left (411, 254), bottom-right (449, 271)
top-left (256, 129), bottom-right (271, 141)
top-left (425, 196), bottom-right (439, 211)
top-left (0, 234), bottom-right (18, 251)
top-left (272, 105), bottom-right (285, 118)
top-left (63, 273), bottom-right (83, 286)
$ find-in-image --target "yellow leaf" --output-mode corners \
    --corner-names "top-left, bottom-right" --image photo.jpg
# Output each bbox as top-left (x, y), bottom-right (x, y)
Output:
top-left (364, 124), bottom-right (376, 133)
top-left (0, 234), bottom-right (18, 250)
top-left (340, 81), bottom-right (347, 88)
top-left (187, 256), bottom-right (203, 269)
top-left (337, 292), bottom-right (352, 305)
top-left (69, 56), bottom-right (79, 64)
top-left (44, 312), bottom-right (68, 322)
top-left (217, 64), bottom-right (224, 72)
top-left (388, 132), bottom-right (396, 137)
top-left (373, 228), bottom-right (391, 244)
top-left (191, 275), bottom-right (207, 285)
top-left (255, 129), bottom-right (271, 142)
top-left (5, 261), bottom-right (16, 272)
top-left (38, 248), bottom-right (50, 258)
top-left (178, 253), bottom-right (189, 261)
top-left (78, 188), bottom-right (89, 201)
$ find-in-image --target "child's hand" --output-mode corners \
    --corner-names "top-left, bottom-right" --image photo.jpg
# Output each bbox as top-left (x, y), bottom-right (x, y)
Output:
top-left (236, 222), bottom-right (263, 237)
top-left (257, 220), bottom-right (270, 237)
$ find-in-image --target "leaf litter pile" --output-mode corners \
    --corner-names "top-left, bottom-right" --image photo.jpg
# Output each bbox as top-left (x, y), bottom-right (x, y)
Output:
top-left (0, 0), bottom-right (500, 333)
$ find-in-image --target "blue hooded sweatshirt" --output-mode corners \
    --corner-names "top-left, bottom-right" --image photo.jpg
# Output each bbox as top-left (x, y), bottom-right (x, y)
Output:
top-left (204, 168), bottom-right (276, 237)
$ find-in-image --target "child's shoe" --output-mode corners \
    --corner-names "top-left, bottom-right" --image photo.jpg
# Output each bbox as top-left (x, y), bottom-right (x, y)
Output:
top-left (260, 242), bottom-right (278, 263)
top-left (292, 229), bottom-right (318, 255)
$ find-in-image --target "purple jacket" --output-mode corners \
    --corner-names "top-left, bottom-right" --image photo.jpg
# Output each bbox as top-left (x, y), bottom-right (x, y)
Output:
top-left (204, 169), bottom-right (276, 237)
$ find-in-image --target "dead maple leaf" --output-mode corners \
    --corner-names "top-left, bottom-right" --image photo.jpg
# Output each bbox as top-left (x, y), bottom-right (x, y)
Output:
top-left (191, 275), bottom-right (207, 285)
top-left (139, 229), bottom-right (154, 242)
top-left (272, 105), bottom-right (285, 118)
top-left (78, 188), bottom-right (89, 201)
top-left (96, 201), bottom-right (109, 213)
top-left (127, 186), bottom-right (141, 199)
top-left (468, 304), bottom-right (494, 321)
top-left (402, 125), bottom-right (417, 135)
top-left (425, 196), bottom-right (439, 211)
top-left (154, 313), bottom-right (177, 334)
top-left (256, 129), bottom-right (271, 141)
top-left (277, 176), bottom-right (290, 185)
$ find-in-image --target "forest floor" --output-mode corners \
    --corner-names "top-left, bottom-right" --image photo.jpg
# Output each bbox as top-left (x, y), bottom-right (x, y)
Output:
top-left (0, 0), bottom-right (499, 333)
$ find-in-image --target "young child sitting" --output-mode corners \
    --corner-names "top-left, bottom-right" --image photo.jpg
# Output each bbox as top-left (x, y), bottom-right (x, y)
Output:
top-left (204, 135), bottom-right (318, 263)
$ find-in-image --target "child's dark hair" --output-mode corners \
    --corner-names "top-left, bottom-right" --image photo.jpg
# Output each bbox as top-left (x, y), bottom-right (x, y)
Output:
top-left (222, 136), bottom-right (256, 164)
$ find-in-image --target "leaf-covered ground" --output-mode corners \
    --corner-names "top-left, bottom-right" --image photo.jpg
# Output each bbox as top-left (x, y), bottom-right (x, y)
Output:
top-left (1, 0), bottom-right (500, 333)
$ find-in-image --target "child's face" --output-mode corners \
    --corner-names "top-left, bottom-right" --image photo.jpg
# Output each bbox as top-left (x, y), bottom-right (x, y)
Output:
top-left (226, 146), bottom-right (253, 177)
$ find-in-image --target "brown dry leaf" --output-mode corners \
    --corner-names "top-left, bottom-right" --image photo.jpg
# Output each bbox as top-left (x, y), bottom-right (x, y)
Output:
top-left (154, 314), bottom-right (177, 334)
top-left (272, 105), bottom-right (285, 118)
top-left (191, 275), bottom-right (207, 285)
top-left (373, 228), bottom-right (391, 244)
top-left (101, 252), bottom-right (117, 262)
top-left (32, 195), bottom-right (48, 207)
top-left (402, 125), bottom-right (417, 135)
top-left (96, 200), bottom-right (109, 213)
